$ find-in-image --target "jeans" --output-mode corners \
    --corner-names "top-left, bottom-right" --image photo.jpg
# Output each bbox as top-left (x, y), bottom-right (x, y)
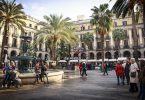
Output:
top-left (138, 83), bottom-right (145, 100)
top-left (2, 74), bottom-right (10, 87)
top-left (103, 68), bottom-right (108, 75)
top-left (82, 69), bottom-right (87, 77)
top-left (117, 76), bottom-right (124, 85)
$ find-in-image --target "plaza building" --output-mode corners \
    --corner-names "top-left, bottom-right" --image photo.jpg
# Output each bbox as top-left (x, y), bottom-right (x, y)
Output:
top-left (0, 15), bottom-right (49, 60)
top-left (70, 15), bottom-right (145, 62)
top-left (0, 14), bottom-right (144, 62)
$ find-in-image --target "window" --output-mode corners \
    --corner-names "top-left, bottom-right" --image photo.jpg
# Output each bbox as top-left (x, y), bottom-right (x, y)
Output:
top-left (29, 24), bottom-right (32, 27)
top-left (29, 32), bottom-right (31, 36)
top-left (114, 22), bottom-right (117, 27)
top-left (35, 26), bottom-right (37, 29)
top-left (124, 40), bottom-right (129, 48)
top-left (39, 44), bottom-right (42, 51)
top-left (122, 21), bottom-right (127, 26)
top-left (106, 41), bottom-right (110, 49)
top-left (12, 38), bottom-right (17, 47)
top-left (81, 26), bottom-right (85, 30)
top-left (97, 42), bottom-right (101, 49)
top-left (88, 26), bottom-right (90, 30)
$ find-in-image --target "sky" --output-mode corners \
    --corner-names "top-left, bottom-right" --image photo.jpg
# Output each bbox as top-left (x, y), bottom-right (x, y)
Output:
top-left (16, 0), bottom-right (116, 21)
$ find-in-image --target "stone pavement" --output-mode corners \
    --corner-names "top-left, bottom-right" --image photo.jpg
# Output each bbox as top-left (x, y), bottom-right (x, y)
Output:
top-left (0, 70), bottom-right (138, 100)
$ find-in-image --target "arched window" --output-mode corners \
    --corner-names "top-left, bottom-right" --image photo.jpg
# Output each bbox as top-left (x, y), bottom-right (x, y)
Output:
top-left (81, 53), bottom-right (86, 59)
top-left (123, 51), bottom-right (131, 57)
top-left (97, 52), bottom-right (101, 59)
top-left (105, 52), bottom-right (111, 59)
top-left (89, 53), bottom-right (94, 59)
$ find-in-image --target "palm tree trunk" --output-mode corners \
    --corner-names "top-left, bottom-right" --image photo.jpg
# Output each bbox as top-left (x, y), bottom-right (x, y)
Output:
top-left (132, 10), bottom-right (138, 61)
top-left (0, 22), bottom-right (8, 63)
top-left (143, 3), bottom-right (145, 36)
top-left (101, 34), bottom-right (104, 67)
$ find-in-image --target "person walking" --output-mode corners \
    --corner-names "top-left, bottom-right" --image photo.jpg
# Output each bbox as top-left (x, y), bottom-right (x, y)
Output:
top-left (40, 61), bottom-right (49, 84)
top-left (129, 59), bottom-right (139, 93)
top-left (79, 63), bottom-right (82, 75)
top-left (103, 62), bottom-right (108, 75)
top-left (34, 61), bottom-right (41, 83)
top-left (138, 60), bottom-right (145, 100)
top-left (122, 59), bottom-right (131, 85)
top-left (115, 61), bottom-right (124, 85)
top-left (81, 62), bottom-right (87, 77)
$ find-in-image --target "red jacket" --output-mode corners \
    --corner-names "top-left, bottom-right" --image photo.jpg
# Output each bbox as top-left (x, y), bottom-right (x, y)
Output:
top-left (115, 64), bottom-right (124, 76)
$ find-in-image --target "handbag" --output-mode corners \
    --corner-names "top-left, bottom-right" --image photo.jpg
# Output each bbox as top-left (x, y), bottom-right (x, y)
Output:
top-left (130, 72), bottom-right (136, 78)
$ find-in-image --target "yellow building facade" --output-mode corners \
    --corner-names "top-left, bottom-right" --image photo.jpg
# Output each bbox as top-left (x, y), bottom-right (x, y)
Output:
top-left (71, 15), bottom-right (145, 60)
top-left (0, 15), bottom-right (49, 60)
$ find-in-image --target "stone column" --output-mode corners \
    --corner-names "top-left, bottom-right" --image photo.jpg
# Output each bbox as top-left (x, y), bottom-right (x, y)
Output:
top-left (138, 28), bottom-right (143, 47)
top-left (110, 33), bottom-right (114, 49)
top-left (141, 50), bottom-right (144, 58)
top-left (42, 42), bottom-right (45, 51)
top-left (78, 35), bottom-right (81, 47)
top-left (120, 50), bottom-right (123, 57)
top-left (17, 37), bottom-right (21, 48)
top-left (120, 40), bottom-right (123, 48)
top-left (94, 52), bottom-right (97, 59)
top-left (93, 34), bottom-right (97, 50)
top-left (111, 51), bottom-right (114, 59)
top-left (8, 36), bottom-right (13, 47)
top-left (128, 29), bottom-right (133, 48)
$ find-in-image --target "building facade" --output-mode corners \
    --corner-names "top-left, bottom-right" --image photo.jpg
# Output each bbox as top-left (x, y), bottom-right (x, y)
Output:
top-left (70, 15), bottom-right (145, 61)
top-left (0, 15), bottom-right (49, 60)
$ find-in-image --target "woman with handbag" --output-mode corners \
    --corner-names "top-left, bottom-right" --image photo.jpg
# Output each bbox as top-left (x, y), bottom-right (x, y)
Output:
top-left (129, 59), bottom-right (139, 93)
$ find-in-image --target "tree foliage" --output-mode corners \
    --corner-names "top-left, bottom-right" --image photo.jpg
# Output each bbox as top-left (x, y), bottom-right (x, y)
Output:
top-left (0, 0), bottom-right (26, 61)
top-left (35, 14), bottom-right (78, 61)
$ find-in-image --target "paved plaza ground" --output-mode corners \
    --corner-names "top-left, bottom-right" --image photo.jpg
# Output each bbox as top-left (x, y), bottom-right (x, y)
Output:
top-left (0, 70), bottom-right (138, 100)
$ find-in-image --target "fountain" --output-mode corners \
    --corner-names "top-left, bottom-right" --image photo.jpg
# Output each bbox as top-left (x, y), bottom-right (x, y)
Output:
top-left (0, 35), bottom-right (64, 84)
top-left (17, 35), bottom-right (33, 73)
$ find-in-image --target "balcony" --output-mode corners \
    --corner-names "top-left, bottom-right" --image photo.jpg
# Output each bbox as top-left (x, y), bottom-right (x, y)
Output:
top-left (123, 45), bottom-right (129, 49)
top-left (105, 46), bottom-right (111, 50)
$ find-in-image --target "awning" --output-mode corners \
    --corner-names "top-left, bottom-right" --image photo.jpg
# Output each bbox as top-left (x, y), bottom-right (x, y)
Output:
top-left (117, 57), bottom-right (127, 61)
top-left (138, 58), bottom-right (145, 60)
top-left (69, 60), bottom-right (78, 62)
top-left (58, 60), bottom-right (67, 63)
top-left (87, 59), bottom-right (98, 62)
top-left (108, 59), bottom-right (117, 62)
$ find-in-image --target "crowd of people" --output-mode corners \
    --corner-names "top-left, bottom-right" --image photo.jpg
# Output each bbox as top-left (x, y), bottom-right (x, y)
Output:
top-left (34, 60), bottom-right (49, 84)
top-left (0, 58), bottom-right (145, 100)
top-left (114, 58), bottom-right (145, 100)
top-left (1, 61), bottom-right (22, 88)
top-left (0, 60), bottom-right (49, 88)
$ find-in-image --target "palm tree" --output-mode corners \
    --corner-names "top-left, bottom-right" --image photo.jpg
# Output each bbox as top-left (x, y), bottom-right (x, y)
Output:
top-left (90, 4), bottom-right (113, 66)
top-left (36, 14), bottom-right (78, 61)
top-left (81, 32), bottom-right (94, 50)
top-left (111, 0), bottom-right (144, 60)
top-left (0, 0), bottom-right (26, 62)
top-left (112, 28), bottom-right (126, 58)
